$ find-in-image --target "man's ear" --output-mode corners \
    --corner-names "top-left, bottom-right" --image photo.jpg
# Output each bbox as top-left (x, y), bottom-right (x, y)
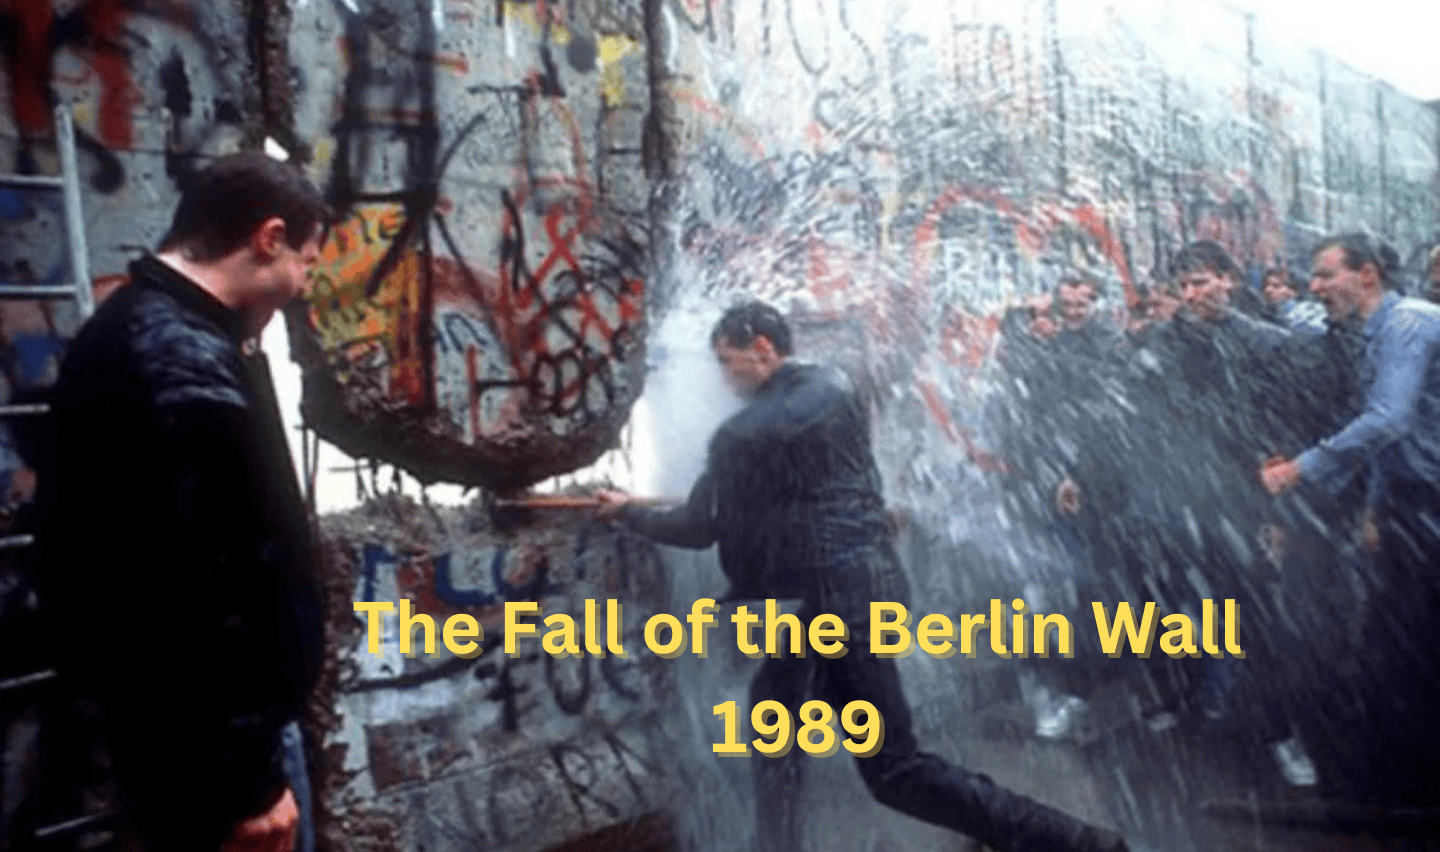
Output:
top-left (252, 216), bottom-right (288, 261)
top-left (1360, 261), bottom-right (1382, 292)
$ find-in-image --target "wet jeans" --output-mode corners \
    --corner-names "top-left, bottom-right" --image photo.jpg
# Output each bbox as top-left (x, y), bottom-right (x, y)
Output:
top-left (749, 633), bottom-right (1120, 852)
top-left (279, 721), bottom-right (315, 852)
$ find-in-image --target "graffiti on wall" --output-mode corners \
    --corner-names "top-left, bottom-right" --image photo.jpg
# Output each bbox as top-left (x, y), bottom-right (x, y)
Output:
top-left (0, 0), bottom-right (257, 475)
top-left (291, 0), bottom-right (651, 489)
top-left (323, 507), bottom-right (674, 852)
top-left (0, 0), bottom-right (252, 193)
top-left (660, 0), bottom-right (1437, 441)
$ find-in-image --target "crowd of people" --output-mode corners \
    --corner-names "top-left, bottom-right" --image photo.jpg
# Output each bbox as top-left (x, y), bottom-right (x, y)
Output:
top-left (985, 234), bottom-right (1440, 807)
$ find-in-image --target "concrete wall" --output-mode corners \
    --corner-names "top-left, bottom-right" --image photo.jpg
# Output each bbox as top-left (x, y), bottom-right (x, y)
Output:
top-left (286, 0), bottom-right (654, 492)
top-left (311, 499), bottom-right (677, 852)
top-left (659, 0), bottom-right (1437, 318)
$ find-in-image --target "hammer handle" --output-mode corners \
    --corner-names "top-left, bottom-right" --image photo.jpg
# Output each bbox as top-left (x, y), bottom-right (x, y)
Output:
top-left (494, 495), bottom-right (676, 510)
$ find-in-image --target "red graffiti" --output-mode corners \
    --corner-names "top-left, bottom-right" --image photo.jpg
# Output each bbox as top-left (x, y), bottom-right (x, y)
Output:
top-left (938, 308), bottom-right (998, 371)
top-left (911, 185), bottom-right (1135, 303)
top-left (672, 91), bottom-right (769, 160)
top-left (336, 34), bottom-right (470, 77)
top-left (917, 377), bottom-right (1007, 473)
top-left (0, 1), bottom-right (52, 137)
top-left (1069, 202), bottom-right (1136, 304)
top-left (0, 0), bottom-right (151, 147)
top-left (488, 179), bottom-right (645, 416)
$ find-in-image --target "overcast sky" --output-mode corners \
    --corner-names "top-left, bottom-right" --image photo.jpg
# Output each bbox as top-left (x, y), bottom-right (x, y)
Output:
top-left (1232, 0), bottom-right (1439, 101)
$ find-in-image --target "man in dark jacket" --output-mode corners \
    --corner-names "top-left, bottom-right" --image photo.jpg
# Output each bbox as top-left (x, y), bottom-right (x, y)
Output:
top-left (35, 152), bottom-right (328, 852)
top-left (1150, 243), bottom-right (1295, 718)
top-left (596, 302), bottom-right (1126, 852)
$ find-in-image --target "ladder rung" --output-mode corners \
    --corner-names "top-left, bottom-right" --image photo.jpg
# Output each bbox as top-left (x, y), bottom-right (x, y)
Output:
top-left (33, 811), bottom-right (116, 841)
top-left (0, 668), bottom-right (57, 693)
top-left (0, 403), bottom-right (49, 416)
top-left (0, 284), bottom-right (79, 298)
top-left (0, 173), bottom-right (63, 189)
top-left (0, 534), bottom-right (35, 549)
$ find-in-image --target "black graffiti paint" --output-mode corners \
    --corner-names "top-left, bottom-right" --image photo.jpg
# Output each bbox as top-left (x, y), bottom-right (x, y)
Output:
top-left (486, 187), bottom-right (646, 424)
top-left (546, 652), bottom-right (592, 715)
top-left (0, 1), bottom-right (246, 194)
top-left (325, 0), bottom-right (647, 435)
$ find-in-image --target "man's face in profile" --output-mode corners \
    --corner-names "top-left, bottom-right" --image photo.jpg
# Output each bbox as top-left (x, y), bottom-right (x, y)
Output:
top-left (1310, 246), bottom-right (1366, 322)
top-left (714, 336), bottom-right (772, 398)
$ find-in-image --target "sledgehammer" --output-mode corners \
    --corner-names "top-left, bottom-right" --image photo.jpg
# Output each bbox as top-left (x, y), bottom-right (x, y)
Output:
top-left (486, 493), bottom-right (678, 530)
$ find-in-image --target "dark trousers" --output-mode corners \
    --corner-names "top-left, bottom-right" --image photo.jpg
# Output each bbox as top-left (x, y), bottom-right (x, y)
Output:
top-left (1338, 479), bottom-right (1440, 805)
top-left (749, 633), bottom-right (1115, 852)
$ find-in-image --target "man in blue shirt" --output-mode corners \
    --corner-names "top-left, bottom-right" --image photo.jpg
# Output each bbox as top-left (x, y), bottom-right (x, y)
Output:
top-left (1262, 232), bottom-right (1440, 805)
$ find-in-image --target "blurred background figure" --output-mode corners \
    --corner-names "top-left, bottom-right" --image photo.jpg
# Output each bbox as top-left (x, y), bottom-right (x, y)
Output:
top-left (1426, 243), bottom-right (1440, 303)
top-left (1261, 265), bottom-right (1328, 336)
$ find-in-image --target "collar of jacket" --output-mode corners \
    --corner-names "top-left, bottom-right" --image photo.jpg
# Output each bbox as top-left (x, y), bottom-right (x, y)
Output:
top-left (754, 359), bottom-right (806, 397)
top-left (129, 253), bottom-right (249, 344)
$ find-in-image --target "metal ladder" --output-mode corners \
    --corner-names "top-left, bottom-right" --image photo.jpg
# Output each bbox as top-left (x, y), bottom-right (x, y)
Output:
top-left (0, 104), bottom-right (110, 846)
top-left (0, 105), bottom-right (93, 553)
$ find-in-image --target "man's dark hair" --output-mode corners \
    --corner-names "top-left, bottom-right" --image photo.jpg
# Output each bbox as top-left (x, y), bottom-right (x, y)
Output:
top-left (711, 301), bottom-right (794, 355)
top-left (1263, 266), bottom-right (1308, 296)
top-left (1146, 266), bottom-right (1181, 298)
top-left (1311, 232), bottom-right (1391, 288)
top-left (1170, 240), bottom-right (1240, 280)
top-left (1053, 274), bottom-right (1102, 300)
top-left (158, 152), bottom-right (330, 262)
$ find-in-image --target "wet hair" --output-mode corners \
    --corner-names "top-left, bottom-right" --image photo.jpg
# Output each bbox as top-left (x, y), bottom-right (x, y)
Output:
top-left (1262, 266), bottom-right (1308, 296)
top-left (1170, 240), bottom-right (1241, 281)
top-left (1378, 240), bottom-right (1405, 291)
top-left (1146, 266), bottom-right (1181, 298)
top-left (1310, 232), bottom-right (1391, 288)
top-left (1053, 274), bottom-right (1102, 301)
top-left (158, 152), bottom-right (330, 262)
top-left (1229, 282), bottom-right (1267, 318)
top-left (710, 301), bottom-right (794, 356)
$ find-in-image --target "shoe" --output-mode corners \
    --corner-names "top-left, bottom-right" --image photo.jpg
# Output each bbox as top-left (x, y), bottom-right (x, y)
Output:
top-left (1270, 736), bottom-right (1318, 787)
top-left (1036, 695), bottom-right (1088, 740)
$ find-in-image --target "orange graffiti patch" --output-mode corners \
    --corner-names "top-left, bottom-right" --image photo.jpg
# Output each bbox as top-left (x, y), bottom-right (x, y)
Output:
top-left (306, 204), bottom-right (427, 405)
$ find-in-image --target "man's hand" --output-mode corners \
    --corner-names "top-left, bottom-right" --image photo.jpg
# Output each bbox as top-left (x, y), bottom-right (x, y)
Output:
top-left (1260, 457), bottom-right (1302, 496)
top-left (8, 466), bottom-right (35, 507)
top-left (1055, 477), bottom-right (1082, 515)
top-left (1260, 523), bottom-right (1288, 567)
top-left (1361, 508), bottom-right (1381, 553)
top-left (591, 489), bottom-right (634, 521)
top-left (221, 786), bottom-right (297, 852)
